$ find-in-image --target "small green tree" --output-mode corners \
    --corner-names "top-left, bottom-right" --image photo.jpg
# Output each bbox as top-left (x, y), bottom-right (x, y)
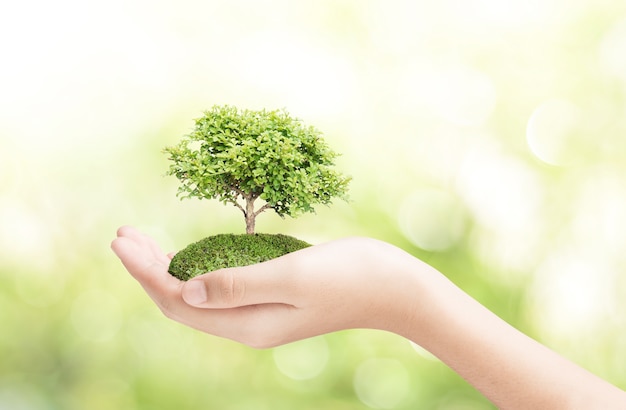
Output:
top-left (164, 105), bottom-right (350, 234)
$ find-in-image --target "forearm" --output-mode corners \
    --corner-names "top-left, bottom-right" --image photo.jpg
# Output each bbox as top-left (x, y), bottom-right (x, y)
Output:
top-left (387, 259), bottom-right (626, 409)
top-left (114, 228), bottom-right (626, 406)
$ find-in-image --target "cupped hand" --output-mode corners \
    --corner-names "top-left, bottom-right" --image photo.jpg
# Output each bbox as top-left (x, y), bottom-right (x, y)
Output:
top-left (111, 226), bottom-right (427, 348)
top-left (112, 226), bottom-right (626, 408)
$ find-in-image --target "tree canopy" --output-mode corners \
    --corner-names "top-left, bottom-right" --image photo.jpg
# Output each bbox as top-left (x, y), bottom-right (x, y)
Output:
top-left (164, 105), bottom-right (350, 234)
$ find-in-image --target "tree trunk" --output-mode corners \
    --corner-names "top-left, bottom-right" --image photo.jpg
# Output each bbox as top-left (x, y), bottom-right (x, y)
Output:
top-left (245, 197), bottom-right (256, 234)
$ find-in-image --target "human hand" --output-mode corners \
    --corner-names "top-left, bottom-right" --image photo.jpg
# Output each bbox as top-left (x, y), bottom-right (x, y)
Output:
top-left (111, 226), bottom-right (429, 348)
top-left (112, 226), bottom-right (626, 408)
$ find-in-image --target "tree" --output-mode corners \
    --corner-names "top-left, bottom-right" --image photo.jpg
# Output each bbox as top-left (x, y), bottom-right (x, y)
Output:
top-left (164, 105), bottom-right (351, 234)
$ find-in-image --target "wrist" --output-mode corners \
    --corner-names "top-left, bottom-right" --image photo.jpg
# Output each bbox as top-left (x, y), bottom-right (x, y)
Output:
top-left (366, 244), bottom-right (442, 340)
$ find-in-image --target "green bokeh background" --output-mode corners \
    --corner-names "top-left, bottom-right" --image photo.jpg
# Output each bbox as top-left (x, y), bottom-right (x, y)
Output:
top-left (2, 1), bottom-right (626, 408)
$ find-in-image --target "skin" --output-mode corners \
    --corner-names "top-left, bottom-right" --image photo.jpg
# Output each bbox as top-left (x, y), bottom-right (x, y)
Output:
top-left (112, 225), bottom-right (626, 409)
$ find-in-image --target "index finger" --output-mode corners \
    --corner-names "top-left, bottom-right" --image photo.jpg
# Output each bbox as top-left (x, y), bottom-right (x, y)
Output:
top-left (111, 233), bottom-right (181, 304)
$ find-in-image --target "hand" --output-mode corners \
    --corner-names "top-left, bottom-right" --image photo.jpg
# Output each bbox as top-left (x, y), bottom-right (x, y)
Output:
top-left (111, 226), bottom-right (429, 348)
top-left (111, 226), bottom-right (626, 407)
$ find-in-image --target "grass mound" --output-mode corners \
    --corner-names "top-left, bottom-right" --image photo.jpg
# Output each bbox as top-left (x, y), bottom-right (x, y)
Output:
top-left (168, 233), bottom-right (311, 281)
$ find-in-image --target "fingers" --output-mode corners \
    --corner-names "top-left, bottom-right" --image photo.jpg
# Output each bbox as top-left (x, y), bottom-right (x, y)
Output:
top-left (111, 226), bottom-right (318, 346)
top-left (181, 252), bottom-right (305, 309)
top-left (111, 227), bottom-right (181, 306)
top-left (181, 304), bottom-right (304, 348)
top-left (110, 227), bottom-right (411, 347)
top-left (116, 225), bottom-right (172, 266)
top-left (180, 237), bottom-right (376, 310)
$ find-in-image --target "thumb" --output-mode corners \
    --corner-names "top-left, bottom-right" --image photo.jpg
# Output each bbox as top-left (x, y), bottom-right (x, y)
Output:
top-left (181, 258), bottom-right (300, 308)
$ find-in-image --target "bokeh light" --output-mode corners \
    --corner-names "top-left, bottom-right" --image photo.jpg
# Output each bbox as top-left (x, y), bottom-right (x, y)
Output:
top-left (410, 341), bottom-right (439, 362)
top-left (530, 250), bottom-right (617, 334)
top-left (353, 358), bottom-right (411, 409)
top-left (599, 17), bottom-right (626, 83)
top-left (272, 336), bottom-right (329, 380)
top-left (456, 141), bottom-right (544, 236)
top-left (398, 188), bottom-right (466, 251)
top-left (526, 99), bottom-right (583, 166)
top-left (427, 66), bottom-right (497, 127)
top-left (570, 167), bottom-right (626, 258)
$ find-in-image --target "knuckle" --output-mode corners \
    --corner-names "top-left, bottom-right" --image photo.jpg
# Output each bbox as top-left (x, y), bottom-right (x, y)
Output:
top-left (215, 270), bottom-right (245, 306)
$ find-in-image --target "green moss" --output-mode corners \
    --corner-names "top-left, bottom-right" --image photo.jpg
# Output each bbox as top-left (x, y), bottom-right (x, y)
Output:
top-left (168, 233), bottom-right (311, 281)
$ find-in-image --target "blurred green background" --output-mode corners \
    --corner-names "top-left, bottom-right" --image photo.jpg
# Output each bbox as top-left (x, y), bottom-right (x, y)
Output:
top-left (2, 0), bottom-right (626, 408)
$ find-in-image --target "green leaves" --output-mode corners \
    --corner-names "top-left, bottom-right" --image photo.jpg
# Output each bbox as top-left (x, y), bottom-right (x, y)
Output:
top-left (163, 105), bottom-right (350, 231)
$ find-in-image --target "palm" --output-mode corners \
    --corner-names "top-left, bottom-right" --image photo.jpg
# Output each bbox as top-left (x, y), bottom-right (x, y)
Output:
top-left (111, 226), bottom-right (300, 344)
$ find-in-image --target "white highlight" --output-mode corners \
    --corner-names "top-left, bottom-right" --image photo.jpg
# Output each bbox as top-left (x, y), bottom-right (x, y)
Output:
top-left (398, 189), bottom-right (465, 251)
top-left (526, 99), bottom-right (582, 166)
top-left (457, 143), bottom-right (543, 236)
top-left (427, 67), bottom-right (497, 127)
top-left (571, 169), bottom-right (626, 258)
top-left (410, 341), bottom-right (439, 362)
top-left (0, 200), bottom-right (52, 268)
top-left (353, 358), bottom-right (410, 409)
top-left (273, 336), bottom-right (329, 380)
top-left (530, 251), bottom-right (617, 336)
top-left (232, 30), bottom-right (356, 117)
top-left (599, 18), bottom-right (626, 82)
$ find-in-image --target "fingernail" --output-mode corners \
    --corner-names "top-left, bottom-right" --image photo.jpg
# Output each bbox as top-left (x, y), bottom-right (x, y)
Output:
top-left (183, 280), bottom-right (207, 305)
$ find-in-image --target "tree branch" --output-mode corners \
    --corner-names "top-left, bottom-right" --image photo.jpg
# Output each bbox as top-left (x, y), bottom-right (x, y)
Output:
top-left (231, 185), bottom-right (246, 198)
top-left (254, 203), bottom-right (273, 217)
top-left (231, 199), bottom-right (246, 215)
top-left (228, 185), bottom-right (248, 215)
